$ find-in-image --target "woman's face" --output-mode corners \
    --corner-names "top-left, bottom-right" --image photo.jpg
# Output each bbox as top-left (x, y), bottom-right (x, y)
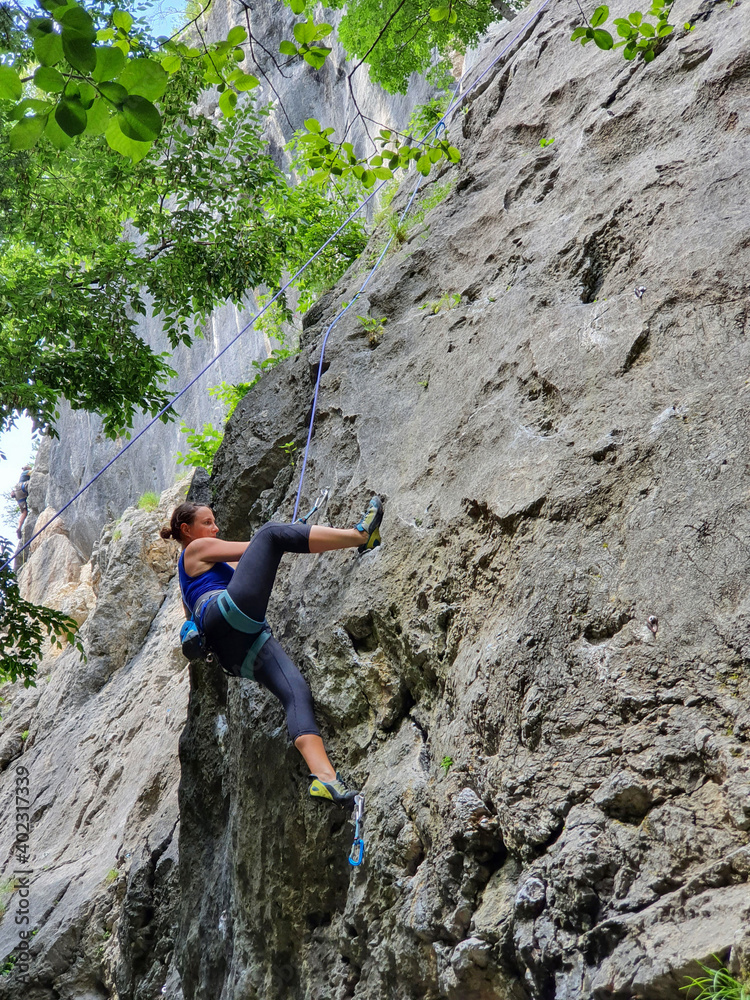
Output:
top-left (181, 506), bottom-right (219, 543)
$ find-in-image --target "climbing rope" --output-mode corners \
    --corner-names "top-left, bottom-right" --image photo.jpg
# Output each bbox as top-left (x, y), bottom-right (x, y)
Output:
top-left (2, 0), bottom-right (555, 576)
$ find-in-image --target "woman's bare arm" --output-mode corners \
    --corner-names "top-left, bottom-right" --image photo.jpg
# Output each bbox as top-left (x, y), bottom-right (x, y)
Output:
top-left (183, 537), bottom-right (250, 576)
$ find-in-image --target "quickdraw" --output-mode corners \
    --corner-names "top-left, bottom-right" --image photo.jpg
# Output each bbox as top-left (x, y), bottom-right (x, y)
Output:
top-left (348, 793), bottom-right (365, 867)
top-left (296, 488), bottom-right (330, 525)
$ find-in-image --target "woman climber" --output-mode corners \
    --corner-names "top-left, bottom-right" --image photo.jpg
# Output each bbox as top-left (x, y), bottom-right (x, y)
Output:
top-left (160, 497), bottom-right (383, 805)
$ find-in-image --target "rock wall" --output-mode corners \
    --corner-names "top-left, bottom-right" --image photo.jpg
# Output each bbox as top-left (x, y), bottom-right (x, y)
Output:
top-left (0, 479), bottom-right (195, 1000)
top-left (178, 0), bottom-right (750, 997)
top-left (2, 0), bottom-right (750, 998)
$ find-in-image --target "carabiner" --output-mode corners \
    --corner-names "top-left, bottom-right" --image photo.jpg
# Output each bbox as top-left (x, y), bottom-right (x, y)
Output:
top-left (348, 838), bottom-right (365, 867)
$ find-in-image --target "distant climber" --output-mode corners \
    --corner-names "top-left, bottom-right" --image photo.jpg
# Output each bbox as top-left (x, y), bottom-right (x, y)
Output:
top-left (11, 464), bottom-right (32, 539)
top-left (159, 498), bottom-right (383, 805)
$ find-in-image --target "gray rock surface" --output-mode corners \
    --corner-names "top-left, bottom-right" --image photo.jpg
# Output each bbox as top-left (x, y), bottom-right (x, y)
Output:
top-left (2, 0), bottom-right (750, 998)
top-left (0, 482), bottom-right (192, 1000)
top-left (184, 0), bottom-right (750, 996)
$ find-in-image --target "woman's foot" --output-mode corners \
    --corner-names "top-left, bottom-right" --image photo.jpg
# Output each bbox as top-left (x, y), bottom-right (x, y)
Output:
top-left (309, 772), bottom-right (358, 806)
top-left (355, 496), bottom-right (383, 553)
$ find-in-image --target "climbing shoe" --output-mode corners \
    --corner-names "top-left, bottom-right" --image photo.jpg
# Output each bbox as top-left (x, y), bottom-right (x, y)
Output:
top-left (355, 495), bottom-right (383, 553)
top-left (309, 772), bottom-right (358, 806)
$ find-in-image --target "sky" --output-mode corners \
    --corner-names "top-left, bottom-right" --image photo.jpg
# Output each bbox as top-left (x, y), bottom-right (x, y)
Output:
top-left (0, 415), bottom-right (34, 546)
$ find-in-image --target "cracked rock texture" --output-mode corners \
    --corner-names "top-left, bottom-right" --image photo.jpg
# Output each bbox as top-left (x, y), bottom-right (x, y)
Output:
top-left (186, 0), bottom-right (750, 997)
top-left (0, 479), bottom-right (195, 1000)
top-left (2, 0), bottom-right (750, 998)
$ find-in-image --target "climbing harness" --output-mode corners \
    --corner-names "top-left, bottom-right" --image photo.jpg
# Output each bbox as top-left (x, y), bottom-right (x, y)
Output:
top-left (1, 0), bottom-right (555, 576)
top-left (348, 793), bottom-right (365, 867)
top-left (215, 590), bottom-right (271, 679)
top-left (295, 488), bottom-right (329, 525)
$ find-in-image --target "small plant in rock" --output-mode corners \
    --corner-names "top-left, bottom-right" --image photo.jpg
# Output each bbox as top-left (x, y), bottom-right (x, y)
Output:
top-left (440, 755), bottom-right (453, 774)
top-left (279, 441), bottom-right (298, 466)
top-left (104, 869), bottom-right (118, 885)
top-left (357, 315), bottom-right (387, 347)
top-left (137, 492), bottom-right (159, 512)
top-left (0, 955), bottom-right (17, 976)
top-left (682, 959), bottom-right (750, 1000)
top-left (112, 529), bottom-right (122, 542)
top-left (421, 292), bottom-right (461, 314)
top-left (539, 137), bottom-right (556, 147)
top-left (20, 730), bottom-right (28, 741)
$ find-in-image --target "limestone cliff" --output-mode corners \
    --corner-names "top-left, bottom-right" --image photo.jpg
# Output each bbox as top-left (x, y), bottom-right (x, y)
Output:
top-left (2, 0), bottom-right (750, 997)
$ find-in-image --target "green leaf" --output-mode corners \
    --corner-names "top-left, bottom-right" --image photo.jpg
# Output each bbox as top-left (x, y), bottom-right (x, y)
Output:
top-left (290, 0), bottom-right (305, 11)
top-left (642, 46), bottom-right (656, 60)
top-left (416, 154), bottom-right (431, 176)
top-left (447, 145), bottom-right (461, 162)
top-left (55, 96), bottom-right (87, 136)
top-left (62, 32), bottom-right (97, 73)
top-left (9, 115), bottom-right (47, 150)
top-left (593, 28), bottom-right (614, 49)
top-left (226, 25), bottom-right (247, 45)
top-left (373, 166), bottom-right (393, 180)
top-left (0, 65), bottom-right (23, 101)
top-left (591, 5), bottom-right (610, 27)
top-left (430, 7), bottom-right (450, 21)
top-left (34, 65), bottom-right (65, 93)
top-left (293, 17), bottom-right (317, 44)
top-left (428, 146), bottom-right (443, 163)
top-left (119, 95), bottom-right (162, 141)
top-left (78, 81), bottom-right (96, 107)
top-left (304, 117), bottom-right (321, 132)
top-left (570, 26), bottom-right (587, 40)
top-left (161, 53), bottom-right (182, 73)
top-left (628, 10), bottom-right (642, 24)
top-left (117, 58), bottom-right (168, 101)
top-left (83, 96), bottom-right (110, 134)
top-left (105, 116), bottom-right (151, 161)
top-left (233, 47), bottom-right (245, 62)
top-left (623, 40), bottom-right (637, 58)
top-left (448, 9), bottom-right (457, 22)
top-left (35, 29), bottom-right (64, 65)
top-left (58, 6), bottom-right (96, 40)
top-left (657, 22), bottom-right (674, 35)
top-left (10, 97), bottom-right (53, 119)
top-left (112, 9), bottom-right (134, 31)
top-left (44, 109), bottom-right (74, 148)
top-left (313, 22), bottom-right (333, 39)
top-left (303, 47), bottom-right (330, 70)
top-left (93, 45), bottom-right (126, 82)
top-left (230, 71), bottom-right (259, 91)
top-left (26, 16), bottom-right (55, 38)
top-left (279, 40), bottom-right (298, 55)
top-left (99, 81), bottom-right (128, 105)
top-left (218, 88), bottom-right (237, 117)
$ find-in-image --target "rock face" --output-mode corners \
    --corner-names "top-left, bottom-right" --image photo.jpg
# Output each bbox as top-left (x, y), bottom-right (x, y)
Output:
top-left (0, 482), bottom-right (192, 1000)
top-left (181, 0), bottom-right (750, 997)
top-left (3, 0), bottom-right (750, 998)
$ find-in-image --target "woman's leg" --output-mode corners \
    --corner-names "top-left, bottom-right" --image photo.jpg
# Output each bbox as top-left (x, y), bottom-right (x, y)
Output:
top-left (253, 638), bottom-right (337, 780)
top-left (227, 521), bottom-right (366, 620)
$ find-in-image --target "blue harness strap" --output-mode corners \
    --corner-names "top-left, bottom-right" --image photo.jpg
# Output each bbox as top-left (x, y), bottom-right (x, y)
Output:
top-left (216, 591), bottom-right (271, 680)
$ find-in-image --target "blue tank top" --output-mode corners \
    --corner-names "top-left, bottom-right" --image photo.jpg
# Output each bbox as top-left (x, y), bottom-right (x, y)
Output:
top-left (178, 551), bottom-right (234, 617)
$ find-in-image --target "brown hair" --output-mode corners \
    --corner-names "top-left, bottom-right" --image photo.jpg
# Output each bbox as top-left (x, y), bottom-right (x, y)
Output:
top-left (159, 502), bottom-right (205, 541)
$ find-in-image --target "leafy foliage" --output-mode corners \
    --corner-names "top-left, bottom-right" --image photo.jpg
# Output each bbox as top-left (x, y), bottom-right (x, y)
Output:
top-left (571, 1), bottom-right (676, 60)
top-left (0, 539), bottom-right (83, 686)
top-left (176, 347), bottom-right (300, 473)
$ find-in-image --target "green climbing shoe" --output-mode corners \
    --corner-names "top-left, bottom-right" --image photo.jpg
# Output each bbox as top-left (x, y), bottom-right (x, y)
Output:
top-left (309, 772), bottom-right (358, 806)
top-left (355, 495), bottom-right (383, 553)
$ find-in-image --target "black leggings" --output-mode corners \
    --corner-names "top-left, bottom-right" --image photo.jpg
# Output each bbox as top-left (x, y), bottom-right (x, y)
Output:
top-left (202, 521), bottom-right (320, 741)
